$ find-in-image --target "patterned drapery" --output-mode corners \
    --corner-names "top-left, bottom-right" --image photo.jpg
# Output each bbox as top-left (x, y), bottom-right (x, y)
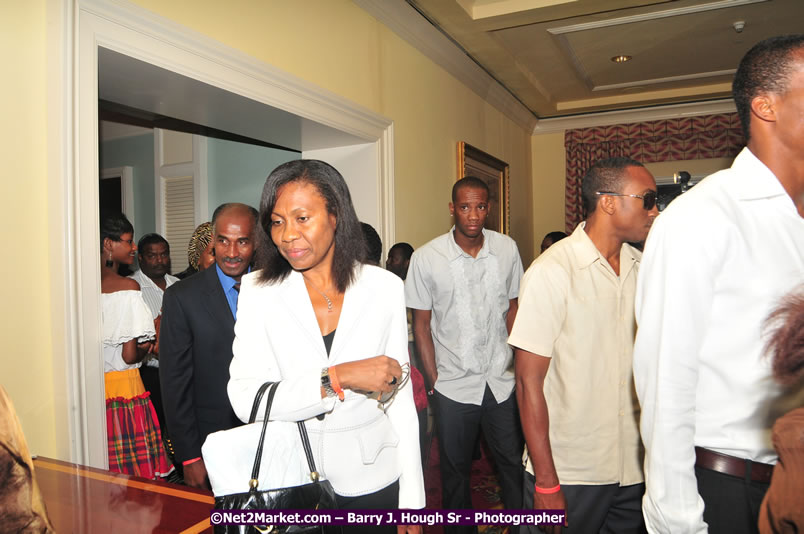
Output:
top-left (564, 113), bottom-right (744, 232)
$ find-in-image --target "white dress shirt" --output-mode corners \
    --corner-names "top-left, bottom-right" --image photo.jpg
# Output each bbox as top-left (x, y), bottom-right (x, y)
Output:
top-left (633, 148), bottom-right (804, 533)
top-left (129, 269), bottom-right (179, 320)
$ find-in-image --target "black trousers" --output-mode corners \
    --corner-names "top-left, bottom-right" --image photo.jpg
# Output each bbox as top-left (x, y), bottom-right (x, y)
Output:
top-left (336, 479), bottom-right (399, 534)
top-left (522, 471), bottom-right (646, 534)
top-left (695, 465), bottom-right (769, 534)
top-left (435, 386), bottom-right (525, 534)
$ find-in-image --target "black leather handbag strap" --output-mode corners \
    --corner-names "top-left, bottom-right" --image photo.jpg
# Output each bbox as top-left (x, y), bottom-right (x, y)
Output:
top-left (248, 381), bottom-right (273, 424)
top-left (247, 381), bottom-right (320, 486)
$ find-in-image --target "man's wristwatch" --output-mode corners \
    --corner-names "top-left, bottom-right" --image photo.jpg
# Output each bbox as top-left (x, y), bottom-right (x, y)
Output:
top-left (321, 368), bottom-right (338, 398)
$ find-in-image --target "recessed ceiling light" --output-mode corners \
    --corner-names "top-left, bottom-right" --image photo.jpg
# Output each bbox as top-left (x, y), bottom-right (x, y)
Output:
top-left (611, 55), bottom-right (632, 63)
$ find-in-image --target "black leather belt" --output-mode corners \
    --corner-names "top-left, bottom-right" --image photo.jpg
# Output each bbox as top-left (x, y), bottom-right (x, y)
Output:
top-left (695, 446), bottom-right (774, 484)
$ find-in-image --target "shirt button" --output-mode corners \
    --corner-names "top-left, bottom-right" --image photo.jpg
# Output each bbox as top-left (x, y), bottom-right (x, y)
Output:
top-left (619, 410), bottom-right (625, 416)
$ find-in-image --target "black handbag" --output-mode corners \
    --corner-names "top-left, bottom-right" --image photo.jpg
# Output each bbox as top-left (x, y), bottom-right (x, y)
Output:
top-left (214, 382), bottom-right (340, 534)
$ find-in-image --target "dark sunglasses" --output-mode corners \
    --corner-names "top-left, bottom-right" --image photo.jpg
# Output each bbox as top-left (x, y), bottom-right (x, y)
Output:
top-left (596, 190), bottom-right (657, 210)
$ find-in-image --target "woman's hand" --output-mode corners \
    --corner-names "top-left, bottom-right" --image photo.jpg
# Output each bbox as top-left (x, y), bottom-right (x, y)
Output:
top-left (333, 356), bottom-right (402, 394)
top-left (137, 340), bottom-right (155, 354)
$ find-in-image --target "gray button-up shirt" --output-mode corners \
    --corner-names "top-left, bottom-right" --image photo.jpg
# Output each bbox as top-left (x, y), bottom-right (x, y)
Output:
top-left (405, 228), bottom-right (523, 405)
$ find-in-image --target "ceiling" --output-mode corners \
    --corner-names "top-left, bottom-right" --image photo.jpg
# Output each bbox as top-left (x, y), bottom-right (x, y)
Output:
top-left (98, 47), bottom-right (366, 151)
top-left (406, 0), bottom-right (804, 119)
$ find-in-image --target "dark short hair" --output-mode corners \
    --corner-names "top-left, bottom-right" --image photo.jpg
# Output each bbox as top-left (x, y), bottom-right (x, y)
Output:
top-left (255, 160), bottom-right (367, 292)
top-left (733, 34), bottom-right (804, 141)
top-left (389, 242), bottom-right (414, 261)
top-left (544, 231), bottom-right (568, 244)
top-left (211, 203), bottom-right (258, 234)
top-left (581, 157), bottom-right (645, 214)
top-left (137, 233), bottom-right (169, 253)
top-left (99, 212), bottom-right (134, 251)
top-left (452, 176), bottom-right (490, 203)
top-left (361, 222), bottom-right (383, 266)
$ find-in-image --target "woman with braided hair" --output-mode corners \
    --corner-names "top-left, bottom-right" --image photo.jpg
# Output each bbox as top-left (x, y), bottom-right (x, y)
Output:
top-left (176, 222), bottom-right (216, 279)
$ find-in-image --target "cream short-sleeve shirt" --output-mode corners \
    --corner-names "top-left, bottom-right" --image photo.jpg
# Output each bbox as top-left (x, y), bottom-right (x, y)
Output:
top-left (509, 223), bottom-right (643, 486)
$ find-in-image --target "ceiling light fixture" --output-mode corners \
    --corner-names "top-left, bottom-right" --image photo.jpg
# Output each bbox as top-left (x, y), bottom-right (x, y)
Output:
top-left (611, 55), bottom-right (632, 63)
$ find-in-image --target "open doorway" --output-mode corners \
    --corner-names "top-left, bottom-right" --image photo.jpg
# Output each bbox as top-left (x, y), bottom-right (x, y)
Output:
top-left (68, 0), bottom-right (395, 468)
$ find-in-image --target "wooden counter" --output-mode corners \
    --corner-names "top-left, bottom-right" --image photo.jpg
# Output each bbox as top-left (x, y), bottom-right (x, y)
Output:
top-left (33, 457), bottom-right (214, 534)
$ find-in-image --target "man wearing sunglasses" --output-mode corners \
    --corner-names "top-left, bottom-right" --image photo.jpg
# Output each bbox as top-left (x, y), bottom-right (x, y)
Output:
top-left (633, 35), bottom-right (804, 534)
top-left (510, 157), bottom-right (658, 533)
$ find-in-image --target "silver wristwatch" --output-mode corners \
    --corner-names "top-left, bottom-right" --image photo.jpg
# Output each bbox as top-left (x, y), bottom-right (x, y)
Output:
top-left (321, 367), bottom-right (337, 398)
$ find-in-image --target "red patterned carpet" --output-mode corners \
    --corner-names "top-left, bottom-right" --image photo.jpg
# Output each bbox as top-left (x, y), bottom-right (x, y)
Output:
top-left (422, 435), bottom-right (510, 534)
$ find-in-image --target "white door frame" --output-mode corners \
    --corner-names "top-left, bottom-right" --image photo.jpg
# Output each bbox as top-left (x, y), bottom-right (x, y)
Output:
top-left (53, 0), bottom-right (395, 467)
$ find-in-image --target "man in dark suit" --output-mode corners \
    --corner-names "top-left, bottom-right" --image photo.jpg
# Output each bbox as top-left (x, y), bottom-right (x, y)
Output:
top-left (160, 202), bottom-right (257, 489)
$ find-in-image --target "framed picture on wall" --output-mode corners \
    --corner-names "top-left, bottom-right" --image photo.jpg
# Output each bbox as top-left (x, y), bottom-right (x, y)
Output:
top-left (457, 141), bottom-right (510, 234)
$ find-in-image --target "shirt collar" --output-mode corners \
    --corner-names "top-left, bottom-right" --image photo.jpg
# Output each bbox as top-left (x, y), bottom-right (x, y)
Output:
top-left (569, 222), bottom-right (600, 269)
top-left (570, 221), bottom-right (640, 274)
top-left (447, 226), bottom-right (492, 261)
top-left (730, 147), bottom-right (790, 201)
top-left (215, 263), bottom-right (250, 291)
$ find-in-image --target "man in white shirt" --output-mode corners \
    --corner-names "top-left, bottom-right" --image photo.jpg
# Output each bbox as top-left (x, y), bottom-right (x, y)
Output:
top-left (130, 233), bottom-right (180, 320)
top-left (510, 157), bottom-right (658, 533)
top-left (129, 233), bottom-right (180, 443)
top-left (405, 177), bottom-right (524, 534)
top-left (633, 34), bottom-right (804, 534)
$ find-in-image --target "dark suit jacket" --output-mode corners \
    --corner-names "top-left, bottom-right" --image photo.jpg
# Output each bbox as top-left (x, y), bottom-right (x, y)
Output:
top-left (160, 266), bottom-right (243, 464)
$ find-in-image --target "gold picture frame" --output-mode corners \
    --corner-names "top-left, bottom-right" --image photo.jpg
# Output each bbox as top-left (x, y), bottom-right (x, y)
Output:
top-left (457, 142), bottom-right (510, 234)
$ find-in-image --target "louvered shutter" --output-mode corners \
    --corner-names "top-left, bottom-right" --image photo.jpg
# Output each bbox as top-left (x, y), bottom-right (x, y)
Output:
top-left (163, 175), bottom-right (195, 273)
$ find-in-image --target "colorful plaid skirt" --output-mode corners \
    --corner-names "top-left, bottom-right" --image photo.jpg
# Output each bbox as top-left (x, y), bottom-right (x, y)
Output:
top-left (105, 368), bottom-right (173, 479)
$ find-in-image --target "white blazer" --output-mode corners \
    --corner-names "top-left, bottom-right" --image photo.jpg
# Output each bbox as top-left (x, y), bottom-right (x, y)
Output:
top-left (228, 264), bottom-right (426, 508)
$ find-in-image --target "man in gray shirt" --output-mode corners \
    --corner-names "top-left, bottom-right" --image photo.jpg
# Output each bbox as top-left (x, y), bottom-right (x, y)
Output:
top-left (405, 177), bottom-right (524, 532)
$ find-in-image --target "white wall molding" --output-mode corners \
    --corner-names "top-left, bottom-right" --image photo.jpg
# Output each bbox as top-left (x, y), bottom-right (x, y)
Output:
top-left (354, 0), bottom-right (538, 132)
top-left (82, 0), bottom-right (391, 142)
top-left (547, 0), bottom-right (766, 34)
top-left (47, 0), bottom-right (85, 464)
top-left (532, 99), bottom-right (737, 134)
top-left (593, 69), bottom-right (736, 92)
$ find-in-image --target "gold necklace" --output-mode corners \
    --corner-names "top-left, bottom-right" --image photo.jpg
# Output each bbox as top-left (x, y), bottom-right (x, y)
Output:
top-left (304, 277), bottom-right (334, 313)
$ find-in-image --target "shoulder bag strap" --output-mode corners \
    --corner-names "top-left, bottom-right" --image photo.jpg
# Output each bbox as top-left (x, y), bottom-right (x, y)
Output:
top-left (296, 421), bottom-right (319, 479)
top-left (249, 382), bottom-right (279, 484)
top-left (248, 381), bottom-right (274, 424)
top-left (247, 381), bottom-right (321, 485)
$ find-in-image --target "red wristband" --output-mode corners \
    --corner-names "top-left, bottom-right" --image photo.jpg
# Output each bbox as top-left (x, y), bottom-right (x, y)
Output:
top-left (182, 457), bottom-right (202, 466)
top-left (328, 366), bottom-right (345, 401)
top-left (534, 483), bottom-right (560, 494)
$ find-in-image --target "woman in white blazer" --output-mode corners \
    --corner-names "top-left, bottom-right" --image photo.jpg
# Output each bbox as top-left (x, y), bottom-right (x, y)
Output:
top-left (228, 160), bottom-right (425, 534)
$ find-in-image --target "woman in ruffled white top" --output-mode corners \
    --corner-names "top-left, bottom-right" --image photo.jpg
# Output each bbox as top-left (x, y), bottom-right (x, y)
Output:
top-left (100, 212), bottom-right (171, 479)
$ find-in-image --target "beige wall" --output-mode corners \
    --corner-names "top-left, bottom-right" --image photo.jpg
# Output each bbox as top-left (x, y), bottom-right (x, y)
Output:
top-left (128, 0), bottom-right (535, 262)
top-left (0, 1), bottom-right (59, 456)
top-left (530, 133), bottom-right (567, 263)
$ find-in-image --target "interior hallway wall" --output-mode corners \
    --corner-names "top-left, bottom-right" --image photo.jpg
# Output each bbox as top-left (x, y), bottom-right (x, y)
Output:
top-left (128, 0), bottom-right (536, 263)
top-left (100, 133), bottom-right (157, 238)
top-left (207, 138), bottom-right (298, 216)
top-left (0, 0), bottom-right (59, 457)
